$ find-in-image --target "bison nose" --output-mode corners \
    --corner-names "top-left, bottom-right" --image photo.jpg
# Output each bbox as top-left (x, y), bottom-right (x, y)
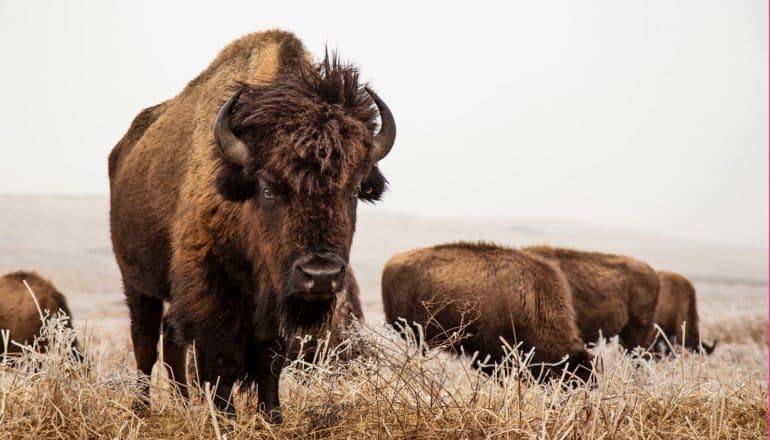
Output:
top-left (292, 255), bottom-right (346, 298)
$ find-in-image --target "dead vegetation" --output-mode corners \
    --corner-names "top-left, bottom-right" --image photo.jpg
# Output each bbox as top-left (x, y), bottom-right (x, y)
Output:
top-left (0, 304), bottom-right (766, 440)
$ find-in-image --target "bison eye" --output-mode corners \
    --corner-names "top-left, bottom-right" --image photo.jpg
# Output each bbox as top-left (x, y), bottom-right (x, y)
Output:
top-left (262, 188), bottom-right (275, 199)
top-left (352, 186), bottom-right (361, 198)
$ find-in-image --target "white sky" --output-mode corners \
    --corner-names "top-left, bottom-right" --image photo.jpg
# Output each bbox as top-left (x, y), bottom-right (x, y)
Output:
top-left (0, 1), bottom-right (767, 247)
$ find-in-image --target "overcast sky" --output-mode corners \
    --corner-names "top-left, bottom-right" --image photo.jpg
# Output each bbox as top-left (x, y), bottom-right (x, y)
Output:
top-left (0, 1), bottom-right (766, 247)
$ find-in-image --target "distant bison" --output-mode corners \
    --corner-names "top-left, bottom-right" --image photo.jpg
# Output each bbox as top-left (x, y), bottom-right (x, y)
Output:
top-left (654, 271), bottom-right (715, 354)
top-left (109, 30), bottom-right (395, 422)
top-left (0, 271), bottom-right (80, 359)
top-left (522, 246), bottom-right (660, 350)
top-left (381, 243), bottom-right (593, 382)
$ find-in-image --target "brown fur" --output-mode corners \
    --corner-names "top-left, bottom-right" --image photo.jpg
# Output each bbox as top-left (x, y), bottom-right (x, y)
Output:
top-left (0, 271), bottom-right (79, 358)
top-left (523, 246), bottom-right (660, 350)
top-left (381, 243), bottom-right (593, 382)
top-left (654, 271), bottom-right (714, 353)
top-left (109, 30), bottom-right (391, 421)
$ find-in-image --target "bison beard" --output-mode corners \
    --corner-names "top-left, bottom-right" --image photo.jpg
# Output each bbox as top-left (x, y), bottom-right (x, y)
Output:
top-left (279, 294), bottom-right (337, 336)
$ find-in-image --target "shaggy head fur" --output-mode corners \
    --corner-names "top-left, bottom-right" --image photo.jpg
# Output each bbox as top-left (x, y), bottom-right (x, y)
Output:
top-left (218, 54), bottom-right (385, 200)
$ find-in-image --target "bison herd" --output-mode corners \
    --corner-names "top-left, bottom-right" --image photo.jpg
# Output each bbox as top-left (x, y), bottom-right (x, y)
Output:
top-left (0, 30), bottom-right (715, 424)
top-left (382, 243), bottom-right (715, 381)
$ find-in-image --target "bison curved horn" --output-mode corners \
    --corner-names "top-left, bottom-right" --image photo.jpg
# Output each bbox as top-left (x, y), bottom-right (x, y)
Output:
top-left (214, 88), bottom-right (250, 167)
top-left (703, 340), bottom-right (717, 355)
top-left (365, 87), bottom-right (396, 162)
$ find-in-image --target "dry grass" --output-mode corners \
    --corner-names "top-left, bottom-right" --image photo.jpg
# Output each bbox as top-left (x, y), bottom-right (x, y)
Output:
top-left (0, 310), bottom-right (766, 440)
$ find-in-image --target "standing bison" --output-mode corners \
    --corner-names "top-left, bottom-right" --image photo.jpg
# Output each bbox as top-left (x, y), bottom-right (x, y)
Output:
top-left (381, 243), bottom-right (593, 383)
top-left (522, 246), bottom-right (660, 350)
top-left (0, 271), bottom-right (80, 360)
top-left (654, 271), bottom-right (715, 354)
top-left (109, 30), bottom-right (395, 422)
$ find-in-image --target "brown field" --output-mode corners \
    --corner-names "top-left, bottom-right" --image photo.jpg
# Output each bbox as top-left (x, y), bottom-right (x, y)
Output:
top-left (0, 195), bottom-right (766, 439)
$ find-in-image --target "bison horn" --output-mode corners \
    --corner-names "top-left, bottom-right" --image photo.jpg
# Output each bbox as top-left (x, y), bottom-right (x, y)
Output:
top-left (214, 88), bottom-right (250, 167)
top-left (365, 87), bottom-right (396, 162)
top-left (703, 340), bottom-right (718, 355)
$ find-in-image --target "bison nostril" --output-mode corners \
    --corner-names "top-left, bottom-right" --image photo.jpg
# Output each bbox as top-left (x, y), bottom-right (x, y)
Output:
top-left (297, 263), bottom-right (344, 279)
top-left (294, 256), bottom-right (346, 295)
top-left (295, 265), bottom-right (312, 279)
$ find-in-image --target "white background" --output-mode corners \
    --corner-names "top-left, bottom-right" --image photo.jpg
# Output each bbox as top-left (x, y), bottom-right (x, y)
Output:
top-left (0, 1), bottom-right (766, 247)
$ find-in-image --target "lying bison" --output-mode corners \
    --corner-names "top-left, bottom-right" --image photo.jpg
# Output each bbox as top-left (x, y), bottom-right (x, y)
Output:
top-left (654, 271), bottom-right (715, 354)
top-left (109, 30), bottom-right (395, 422)
top-left (522, 246), bottom-right (660, 350)
top-left (381, 243), bottom-right (593, 383)
top-left (0, 271), bottom-right (80, 360)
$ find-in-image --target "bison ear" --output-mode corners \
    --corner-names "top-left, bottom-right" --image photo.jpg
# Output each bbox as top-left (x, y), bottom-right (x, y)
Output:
top-left (359, 165), bottom-right (387, 203)
top-left (216, 163), bottom-right (256, 201)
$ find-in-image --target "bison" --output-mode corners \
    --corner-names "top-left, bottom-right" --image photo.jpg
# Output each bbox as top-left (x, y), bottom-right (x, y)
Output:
top-left (381, 243), bottom-right (593, 383)
top-left (522, 246), bottom-right (660, 350)
top-left (108, 30), bottom-right (395, 422)
top-left (0, 271), bottom-right (80, 360)
top-left (654, 271), bottom-right (715, 354)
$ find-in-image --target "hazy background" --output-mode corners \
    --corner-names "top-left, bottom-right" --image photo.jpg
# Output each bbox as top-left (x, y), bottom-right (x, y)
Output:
top-left (0, 1), bottom-right (767, 248)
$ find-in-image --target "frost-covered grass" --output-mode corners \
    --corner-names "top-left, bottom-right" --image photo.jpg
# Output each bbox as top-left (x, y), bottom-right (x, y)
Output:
top-left (0, 309), bottom-right (766, 439)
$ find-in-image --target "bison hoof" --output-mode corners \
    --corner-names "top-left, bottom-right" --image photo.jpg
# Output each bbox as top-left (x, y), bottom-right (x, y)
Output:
top-left (264, 408), bottom-right (283, 424)
top-left (131, 397), bottom-right (152, 417)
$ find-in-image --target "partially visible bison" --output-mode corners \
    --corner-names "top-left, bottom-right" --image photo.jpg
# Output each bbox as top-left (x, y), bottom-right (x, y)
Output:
top-left (654, 271), bottom-right (716, 354)
top-left (381, 243), bottom-right (593, 383)
top-left (109, 30), bottom-right (395, 422)
top-left (522, 246), bottom-right (660, 350)
top-left (0, 271), bottom-right (80, 359)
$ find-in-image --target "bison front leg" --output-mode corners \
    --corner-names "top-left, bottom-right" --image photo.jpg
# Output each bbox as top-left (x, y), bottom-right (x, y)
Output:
top-left (126, 292), bottom-right (163, 412)
top-left (195, 338), bottom-right (246, 416)
top-left (250, 337), bottom-right (285, 424)
top-left (161, 317), bottom-right (188, 398)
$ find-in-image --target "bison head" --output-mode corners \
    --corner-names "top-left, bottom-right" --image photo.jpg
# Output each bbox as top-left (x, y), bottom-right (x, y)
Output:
top-left (213, 57), bottom-right (395, 331)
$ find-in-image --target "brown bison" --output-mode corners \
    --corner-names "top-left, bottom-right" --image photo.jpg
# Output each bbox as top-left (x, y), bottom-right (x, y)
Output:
top-left (108, 30), bottom-right (395, 422)
top-left (0, 271), bottom-right (80, 359)
top-left (381, 243), bottom-right (593, 383)
top-left (654, 271), bottom-right (715, 354)
top-left (522, 246), bottom-right (660, 350)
